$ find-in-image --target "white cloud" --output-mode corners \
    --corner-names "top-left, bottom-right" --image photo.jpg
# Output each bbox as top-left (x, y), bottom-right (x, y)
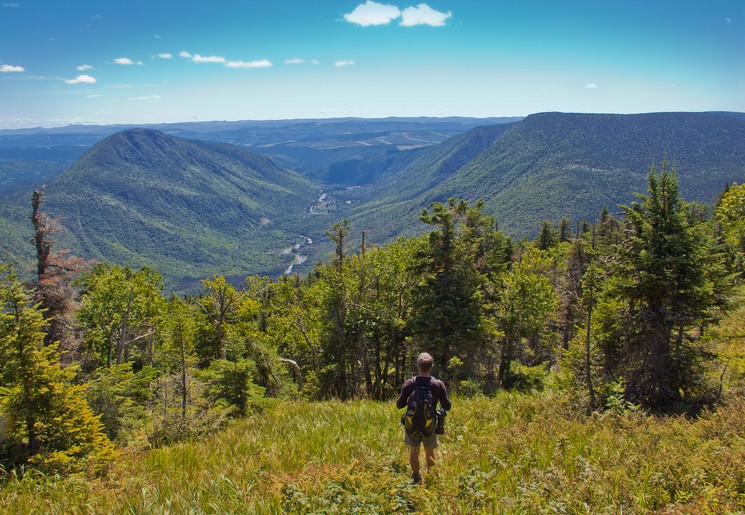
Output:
top-left (114, 57), bottom-right (143, 65)
top-left (334, 60), bottom-right (355, 67)
top-left (226, 59), bottom-right (272, 68)
top-left (87, 94), bottom-right (103, 98)
top-left (179, 51), bottom-right (192, 58)
top-left (2, 2), bottom-right (20, 7)
top-left (400, 4), bottom-right (452, 26)
top-left (155, 53), bottom-right (172, 59)
top-left (192, 54), bottom-right (226, 63)
top-left (77, 64), bottom-right (93, 71)
top-left (130, 94), bottom-right (161, 101)
top-left (0, 64), bottom-right (24, 72)
top-left (584, 83), bottom-right (599, 89)
top-left (344, 1), bottom-right (401, 26)
top-left (284, 58), bottom-right (319, 65)
top-left (65, 74), bottom-right (96, 84)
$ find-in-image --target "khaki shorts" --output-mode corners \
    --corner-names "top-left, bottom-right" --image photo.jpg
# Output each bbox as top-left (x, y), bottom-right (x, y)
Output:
top-left (404, 430), bottom-right (438, 449)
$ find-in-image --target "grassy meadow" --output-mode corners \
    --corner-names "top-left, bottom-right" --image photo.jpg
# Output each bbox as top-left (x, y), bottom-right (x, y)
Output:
top-left (1, 391), bottom-right (744, 514)
top-left (2, 295), bottom-right (745, 514)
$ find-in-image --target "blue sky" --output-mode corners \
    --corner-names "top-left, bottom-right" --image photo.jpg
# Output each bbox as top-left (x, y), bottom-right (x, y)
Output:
top-left (0, 0), bottom-right (743, 128)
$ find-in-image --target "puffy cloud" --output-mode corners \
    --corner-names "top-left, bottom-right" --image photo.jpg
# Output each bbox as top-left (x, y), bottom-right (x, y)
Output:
top-left (65, 74), bottom-right (96, 84)
top-left (2, 2), bottom-right (20, 7)
top-left (334, 60), bottom-right (355, 67)
top-left (155, 53), bottom-right (172, 59)
top-left (584, 83), bottom-right (598, 89)
top-left (284, 58), bottom-right (320, 65)
top-left (77, 64), bottom-right (93, 71)
top-left (400, 4), bottom-right (452, 26)
top-left (114, 57), bottom-right (143, 65)
top-left (226, 59), bottom-right (272, 68)
top-left (179, 51), bottom-right (192, 58)
top-left (192, 54), bottom-right (226, 63)
top-left (344, 1), bottom-right (401, 26)
top-left (0, 64), bottom-right (24, 72)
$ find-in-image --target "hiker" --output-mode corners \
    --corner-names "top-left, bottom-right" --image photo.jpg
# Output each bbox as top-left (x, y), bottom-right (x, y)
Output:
top-left (397, 352), bottom-right (452, 484)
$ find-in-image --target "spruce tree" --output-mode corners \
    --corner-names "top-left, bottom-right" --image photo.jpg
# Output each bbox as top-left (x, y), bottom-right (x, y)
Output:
top-left (599, 162), bottom-right (731, 409)
top-left (0, 266), bottom-right (116, 473)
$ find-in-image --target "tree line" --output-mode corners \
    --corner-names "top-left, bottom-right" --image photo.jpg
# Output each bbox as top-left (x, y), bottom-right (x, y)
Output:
top-left (1, 163), bottom-right (743, 474)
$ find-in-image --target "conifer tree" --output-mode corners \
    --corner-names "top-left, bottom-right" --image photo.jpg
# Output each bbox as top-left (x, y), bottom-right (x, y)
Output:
top-left (536, 221), bottom-right (559, 250)
top-left (0, 266), bottom-right (115, 473)
top-left (599, 162), bottom-right (731, 409)
top-left (410, 200), bottom-right (483, 375)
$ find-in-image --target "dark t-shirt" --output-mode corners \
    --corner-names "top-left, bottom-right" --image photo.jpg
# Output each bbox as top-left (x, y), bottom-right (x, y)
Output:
top-left (396, 375), bottom-right (452, 411)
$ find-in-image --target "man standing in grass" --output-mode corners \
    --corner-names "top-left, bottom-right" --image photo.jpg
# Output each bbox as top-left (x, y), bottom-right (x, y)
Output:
top-left (397, 352), bottom-right (452, 484)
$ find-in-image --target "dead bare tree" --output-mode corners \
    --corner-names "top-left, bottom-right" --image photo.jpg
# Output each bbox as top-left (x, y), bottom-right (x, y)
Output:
top-left (30, 189), bottom-right (88, 358)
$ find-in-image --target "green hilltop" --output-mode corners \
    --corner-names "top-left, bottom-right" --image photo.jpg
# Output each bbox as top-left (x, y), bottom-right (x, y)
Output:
top-left (348, 112), bottom-right (745, 240)
top-left (2, 128), bottom-right (319, 289)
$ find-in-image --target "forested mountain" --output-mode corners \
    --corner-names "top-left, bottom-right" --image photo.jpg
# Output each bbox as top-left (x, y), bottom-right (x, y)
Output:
top-left (0, 117), bottom-right (515, 195)
top-left (1, 112), bottom-right (744, 286)
top-left (349, 112), bottom-right (745, 239)
top-left (1, 129), bottom-right (318, 289)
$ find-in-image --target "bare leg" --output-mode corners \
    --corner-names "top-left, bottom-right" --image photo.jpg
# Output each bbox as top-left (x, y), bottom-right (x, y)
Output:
top-left (424, 446), bottom-right (436, 470)
top-left (409, 445), bottom-right (420, 475)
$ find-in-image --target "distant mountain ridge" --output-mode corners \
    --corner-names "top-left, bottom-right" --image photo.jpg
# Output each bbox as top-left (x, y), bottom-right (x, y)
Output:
top-left (348, 111), bottom-right (745, 239)
top-left (1, 112), bottom-right (744, 288)
top-left (0, 116), bottom-right (515, 195)
top-left (27, 129), bottom-right (318, 288)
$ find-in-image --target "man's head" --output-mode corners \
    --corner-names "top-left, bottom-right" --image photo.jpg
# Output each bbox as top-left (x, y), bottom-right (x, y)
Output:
top-left (416, 352), bottom-right (434, 373)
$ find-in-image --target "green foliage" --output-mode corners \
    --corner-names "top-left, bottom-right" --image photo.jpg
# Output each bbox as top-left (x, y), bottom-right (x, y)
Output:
top-left (76, 263), bottom-right (165, 368)
top-left (491, 247), bottom-right (558, 388)
top-left (597, 163), bottom-right (733, 409)
top-left (84, 364), bottom-right (157, 445)
top-left (716, 182), bottom-right (745, 273)
top-left (410, 199), bottom-right (510, 382)
top-left (197, 359), bottom-right (265, 417)
top-left (0, 266), bottom-right (116, 475)
top-left (144, 373), bottom-right (231, 448)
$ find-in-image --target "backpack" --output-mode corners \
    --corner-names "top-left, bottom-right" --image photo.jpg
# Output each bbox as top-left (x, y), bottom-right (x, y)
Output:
top-left (402, 376), bottom-right (437, 438)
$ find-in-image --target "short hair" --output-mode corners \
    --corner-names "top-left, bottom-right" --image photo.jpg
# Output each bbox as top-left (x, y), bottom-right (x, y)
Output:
top-left (416, 352), bottom-right (434, 372)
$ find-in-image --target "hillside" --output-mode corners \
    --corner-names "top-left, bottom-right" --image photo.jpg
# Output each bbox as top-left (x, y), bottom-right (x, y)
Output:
top-left (348, 112), bottom-right (745, 240)
top-left (345, 123), bottom-right (516, 241)
top-left (2, 113), bottom-right (744, 285)
top-left (2, 129), bottom-right (319, 288)
top-left (3, 393), bottom-right (744, 513)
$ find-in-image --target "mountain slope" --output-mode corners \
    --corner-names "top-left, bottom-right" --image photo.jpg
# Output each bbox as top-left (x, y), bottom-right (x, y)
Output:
top-left (345, 123), bottom-right (515, 240)
top-left (14, 129), bottom-right (319, 288)
top-left (349, 112), bottom-right (745, 240)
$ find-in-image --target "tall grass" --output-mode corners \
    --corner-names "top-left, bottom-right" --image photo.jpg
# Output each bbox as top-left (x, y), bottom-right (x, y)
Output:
top-left (1, 391), bottom-right (744, 514)
top-left (3, 289), bottom-right (744, 513)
